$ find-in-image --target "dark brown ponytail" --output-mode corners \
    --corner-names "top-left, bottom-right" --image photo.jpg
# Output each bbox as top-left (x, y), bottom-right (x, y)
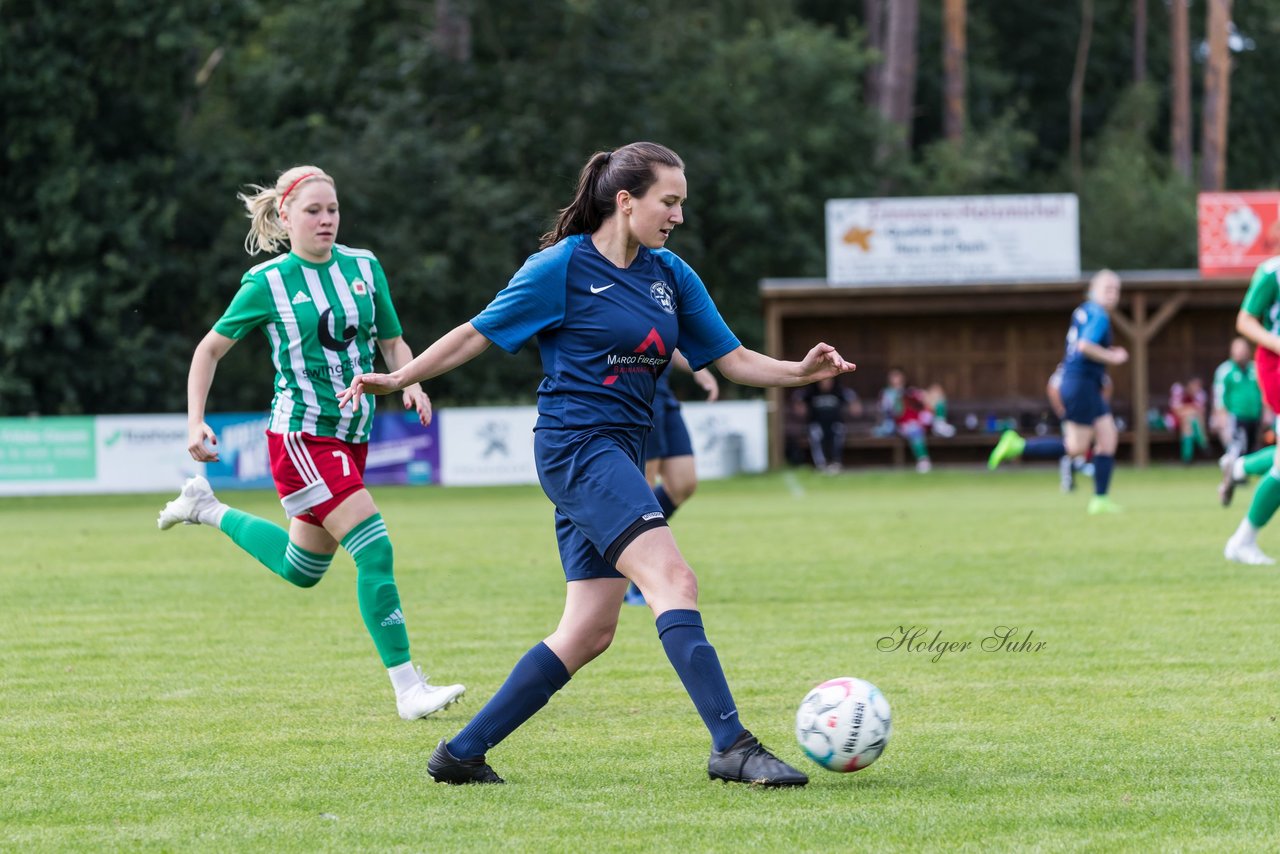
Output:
top-left (540, 142), bottom-right (684, 248)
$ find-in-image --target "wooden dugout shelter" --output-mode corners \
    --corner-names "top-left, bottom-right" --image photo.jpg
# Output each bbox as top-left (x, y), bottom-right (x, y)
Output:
top-left (760, 270), bottom-right (1251, 469)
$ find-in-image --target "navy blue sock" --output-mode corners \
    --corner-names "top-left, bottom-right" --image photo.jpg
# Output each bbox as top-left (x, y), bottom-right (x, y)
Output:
top-left (1093, 454), bottom-right (1114, 496)
top-left (447, 642), bottom-right (570, 759)
top-left (1022, 437), bottom-right (1065, 459)
top-left (655, 609), bottom-right (742, 751)
top-left (654, 484), bottom-right (678, 518)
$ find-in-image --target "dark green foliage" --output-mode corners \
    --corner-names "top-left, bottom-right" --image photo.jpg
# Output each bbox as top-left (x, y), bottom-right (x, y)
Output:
top-left (1078, 84), bottom-right (1197, 270)
top-left (5, 0), bottom-right (1280, 414)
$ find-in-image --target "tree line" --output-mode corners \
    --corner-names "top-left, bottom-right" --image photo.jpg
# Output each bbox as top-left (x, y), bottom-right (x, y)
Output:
top-left (3, 0), bottom-right (1278, 416)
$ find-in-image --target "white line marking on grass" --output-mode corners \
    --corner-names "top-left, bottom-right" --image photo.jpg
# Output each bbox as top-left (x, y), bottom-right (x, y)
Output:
top-left (783, 470), bottom-right (806, 498)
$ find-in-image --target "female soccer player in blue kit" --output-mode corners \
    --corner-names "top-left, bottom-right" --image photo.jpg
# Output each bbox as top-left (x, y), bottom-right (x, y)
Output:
top-left (340, 142), bottom-right (856, 786)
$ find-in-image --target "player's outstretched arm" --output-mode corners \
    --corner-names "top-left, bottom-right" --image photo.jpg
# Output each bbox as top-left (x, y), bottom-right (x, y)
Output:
top-left (340, 322), bottom-right (491, 411)
top-left (714, 343), bottom-right (856, 389)
top-left (186, 330), bottom-right (237, 463)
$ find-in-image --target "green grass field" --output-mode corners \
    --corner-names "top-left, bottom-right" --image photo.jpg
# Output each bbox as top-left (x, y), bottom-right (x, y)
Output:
top-left (3, 466), bottom-right (1279, 852)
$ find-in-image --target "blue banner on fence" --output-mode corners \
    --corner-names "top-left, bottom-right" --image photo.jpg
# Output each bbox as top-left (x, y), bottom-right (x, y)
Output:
top-left (203, 413), bottom-right (439, 490)
top-left (365, 412), bottom-right (439, 486)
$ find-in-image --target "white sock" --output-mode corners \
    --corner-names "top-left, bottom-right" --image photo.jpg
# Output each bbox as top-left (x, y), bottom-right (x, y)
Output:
top-left (1233, 458), bottom-right (1247, 481)
top-left (200, 502), bottom-right (230, 529)
top-left (1233, 519), bottom-right (1259, 546)
top-left (388, 661), bottom-right (420, 695)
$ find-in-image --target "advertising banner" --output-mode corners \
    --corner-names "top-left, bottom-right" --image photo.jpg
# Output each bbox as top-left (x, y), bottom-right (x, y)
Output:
top-left (0, 415), bottom-right (199, 496)
top-left (204, 411), bottom-right (441, 490)
top-left (438, 406), bottom-right (539, 486)
top-left (1197, 191), bottom-right (1280, 277)
top-left (0, 404), bottom-right (764, 496)
top-left (681, 400), bottom-right (768, 479)
top-left (825, 194), bottom-right (1080, 285)
top-left (0, 416), bottom-right (97, 494)
top-left (94, 415), bottom-right (195, 492)
top-left (205, 413), bottom-right (274, 490)
top-left (365, 412), bottom-right (440, 486)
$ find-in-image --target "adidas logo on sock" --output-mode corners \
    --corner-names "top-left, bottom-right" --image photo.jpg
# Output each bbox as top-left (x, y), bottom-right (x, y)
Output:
top-left (381, 608), bottom-right (405, 627)
top-left (291, 290), bottom-right (312, 305)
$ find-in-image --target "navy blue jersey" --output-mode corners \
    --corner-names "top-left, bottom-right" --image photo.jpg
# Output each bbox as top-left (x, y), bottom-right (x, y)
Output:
top-left (472, 234), bottom-right (739, 430)
top-left (1062, 300), bottom-right (1111, 383)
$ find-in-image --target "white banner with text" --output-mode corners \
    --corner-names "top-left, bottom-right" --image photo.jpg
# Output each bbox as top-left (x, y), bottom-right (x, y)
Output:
top-left (826, 193), bottom-right (1080, 285)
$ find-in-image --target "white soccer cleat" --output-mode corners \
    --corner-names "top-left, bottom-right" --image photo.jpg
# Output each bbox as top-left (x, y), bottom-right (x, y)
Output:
top-left (397, 666), bottom-right (466, 720)
top-left (1224, 536), bottom-right (1276, 566)
top-left (157, 476), bottom-right (221, 530)
top-left (915, 458), bottom-right (932, 474)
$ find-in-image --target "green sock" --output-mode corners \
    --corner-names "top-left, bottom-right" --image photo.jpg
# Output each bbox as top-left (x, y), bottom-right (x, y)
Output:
top-left (909, 437), bottom-right (928, 460)
top-left (220, 509), bottom-right (332, 588)
top-left (342, 514), bottom-right (410, 668)
top-left (1246, 472), bottom-right (1280, 528)
top-left (1243, 446), bottom-right (1276, 476)
top-left (1191, 419), bottom-right (1207, 450)
top-left (1180, 435), bottom-right (1194, 462)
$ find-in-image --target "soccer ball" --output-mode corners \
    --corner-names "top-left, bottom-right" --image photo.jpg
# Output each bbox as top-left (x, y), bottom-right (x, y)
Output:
top-left (795, 677), bottom-right (891, 772)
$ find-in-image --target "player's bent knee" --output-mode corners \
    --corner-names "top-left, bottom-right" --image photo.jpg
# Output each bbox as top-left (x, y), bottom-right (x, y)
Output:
top-left (584, 624), bottom-right (617, 660)
top-left (666, 564), bottom-right (699, 603)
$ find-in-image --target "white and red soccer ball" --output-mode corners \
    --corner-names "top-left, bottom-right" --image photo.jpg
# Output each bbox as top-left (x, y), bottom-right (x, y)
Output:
top-left (795, 677), bottom-right (892, 772)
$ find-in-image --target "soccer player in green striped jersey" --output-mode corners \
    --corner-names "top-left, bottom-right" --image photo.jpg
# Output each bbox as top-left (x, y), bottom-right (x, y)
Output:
top-left (1224, 255), bottom-right (1280, 565)
top-left (157, 165), bottom-right (465, 718)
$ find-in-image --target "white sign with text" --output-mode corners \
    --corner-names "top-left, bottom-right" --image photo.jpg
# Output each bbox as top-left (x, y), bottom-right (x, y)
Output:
top-left (826, 194), bottom-right (1080, 285)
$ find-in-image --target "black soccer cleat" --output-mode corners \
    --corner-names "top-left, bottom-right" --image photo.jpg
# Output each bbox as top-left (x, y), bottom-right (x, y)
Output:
top-left (708, 730), bottom-right (809, 787)
top-left (428, 739), bottom-right (505, 785)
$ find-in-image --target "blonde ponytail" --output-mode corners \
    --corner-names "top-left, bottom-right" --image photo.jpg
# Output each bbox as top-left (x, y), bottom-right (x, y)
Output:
top-left (237, 165), bottom-right (334, 255)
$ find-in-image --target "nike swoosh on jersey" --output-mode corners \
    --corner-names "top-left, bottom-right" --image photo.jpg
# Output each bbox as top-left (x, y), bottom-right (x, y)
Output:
top-left (589, 283), bottom-right (615, 294)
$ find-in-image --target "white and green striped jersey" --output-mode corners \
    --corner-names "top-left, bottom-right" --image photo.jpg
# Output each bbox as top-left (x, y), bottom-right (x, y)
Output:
top-left (213, 245), bottom-right (404, 443)
top-left (1241, 256), bottom-right (1280, 336)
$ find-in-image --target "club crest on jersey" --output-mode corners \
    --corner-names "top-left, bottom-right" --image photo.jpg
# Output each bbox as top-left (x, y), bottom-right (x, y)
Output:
top-left (351, 279), bottom-right (368, 296)
top-left (650, 282), bottom-right (676, 315)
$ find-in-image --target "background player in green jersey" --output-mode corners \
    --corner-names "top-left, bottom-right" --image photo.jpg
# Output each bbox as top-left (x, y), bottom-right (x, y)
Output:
top-left (1215, 336), bottom-right (1265, 506)
top-left (157, 165), bottom-right (465, 718)
top-left (1224, 257), bottom-right (1280, 564)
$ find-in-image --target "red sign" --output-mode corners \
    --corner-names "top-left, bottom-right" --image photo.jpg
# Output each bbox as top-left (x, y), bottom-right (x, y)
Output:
top-left (1198, 191), bottom-right (1280, 277)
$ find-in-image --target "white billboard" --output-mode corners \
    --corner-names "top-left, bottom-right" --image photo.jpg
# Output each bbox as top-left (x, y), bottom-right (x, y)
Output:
top-left (825, 194), bottom-right (1080, 285)
top-left (681, 400), bottom-right (768, 479)
top-left (438, 406), bottom-right (540, 486)
top-left (436, 401), bottom-right (769, 486)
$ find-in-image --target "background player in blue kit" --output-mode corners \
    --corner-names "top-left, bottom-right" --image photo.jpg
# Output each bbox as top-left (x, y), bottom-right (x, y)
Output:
top-left (340, 141), bottom-right (855, 786)
top-left (625, 349), bottom-right (718, 607)
top-left (1060, 269), bottom-right (1128, 514)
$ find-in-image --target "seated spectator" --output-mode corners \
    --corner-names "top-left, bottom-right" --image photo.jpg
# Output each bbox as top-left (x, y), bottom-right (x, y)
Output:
top-left (880, 368), bottom-right (933, 473)
top-left (923, 383), bottom-right (956, 438)
top-left (1169, 377), bottom-right (1209, 464)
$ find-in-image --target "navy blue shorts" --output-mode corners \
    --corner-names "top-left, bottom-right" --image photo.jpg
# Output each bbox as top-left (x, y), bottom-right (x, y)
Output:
top-left (645, 389), bottom-right (694, 462)
top-left (1059, 373), bottom-right (1110, 425)
top-left (535, 427), bottom-right (667, 582)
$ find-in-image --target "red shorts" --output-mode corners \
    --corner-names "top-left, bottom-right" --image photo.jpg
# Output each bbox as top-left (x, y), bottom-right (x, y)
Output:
top-left (267, 431), bottom-right (369, 526)
top-left (1257, 347), bottom-right (1280, 412)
